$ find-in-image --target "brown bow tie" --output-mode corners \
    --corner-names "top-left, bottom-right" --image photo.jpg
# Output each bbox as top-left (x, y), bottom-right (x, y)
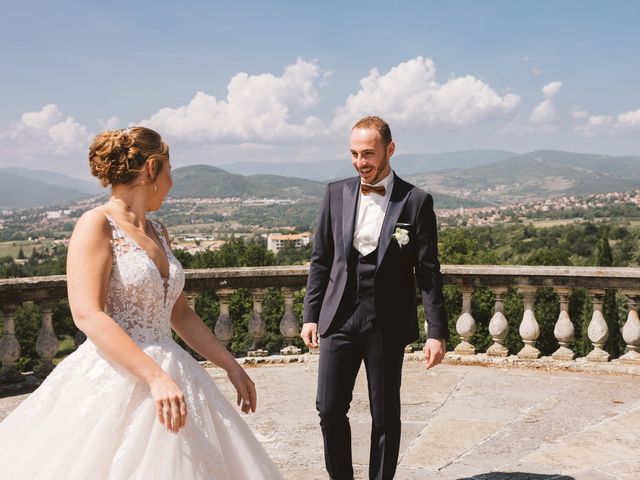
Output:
top-left (361, 184), bottom-right (386, 196)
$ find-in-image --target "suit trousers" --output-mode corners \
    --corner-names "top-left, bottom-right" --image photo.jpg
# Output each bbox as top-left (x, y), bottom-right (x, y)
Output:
top-left (316, 319), bottom-right (405, 480)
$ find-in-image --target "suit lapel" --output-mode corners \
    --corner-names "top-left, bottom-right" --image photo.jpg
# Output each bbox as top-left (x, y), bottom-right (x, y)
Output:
top-left (376, 173), bottom-right (412, 270)
top-left (342, 177), bottom-right (359, 259)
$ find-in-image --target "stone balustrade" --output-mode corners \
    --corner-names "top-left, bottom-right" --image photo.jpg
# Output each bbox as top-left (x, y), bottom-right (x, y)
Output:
top-left (2, 265), bottom-right (640, 384)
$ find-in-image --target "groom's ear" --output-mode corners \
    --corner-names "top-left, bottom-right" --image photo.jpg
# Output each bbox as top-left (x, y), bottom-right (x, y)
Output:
top-left (387, 141), bottom-right (395, 159)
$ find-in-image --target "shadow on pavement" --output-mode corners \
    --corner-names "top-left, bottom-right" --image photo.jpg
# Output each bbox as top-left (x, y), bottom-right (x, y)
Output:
top-left (458, 473), bottom-right (575, 480)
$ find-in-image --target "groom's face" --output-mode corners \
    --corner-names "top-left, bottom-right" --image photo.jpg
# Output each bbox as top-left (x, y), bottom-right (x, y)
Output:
top-left (350, 127), bottom-right (395, 184)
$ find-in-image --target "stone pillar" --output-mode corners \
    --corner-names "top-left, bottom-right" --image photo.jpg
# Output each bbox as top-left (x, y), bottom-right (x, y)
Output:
top-left (0, 305), bottom-right (24, 384)
top-left (487, 287), bottom-right (509, 357)
top-left (586, 290), bottom-right (610, 362)
top-left (248, 288), bottom-right (268, 357)
top-left (620, 292), bottom-right (640, 364)
top-left (280, 287), bottom-right (301, 355)
top-left (214, 288), bottom-right (235, 348)
top-left (454, 286), bottom-right (476, 355)
top-left (34, 302), bottom-right (59, 378)
top-left (518, 287), bottom-right (541, 359)
top-left (185, 292), bottom-right (198, 311)
top-left (552, 288), bottom-right (575, 360)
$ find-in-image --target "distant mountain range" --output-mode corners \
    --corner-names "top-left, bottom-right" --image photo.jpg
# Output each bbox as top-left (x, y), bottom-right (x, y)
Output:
top-left (2, 149), bottom-right (640, 209)
top-left (169, 165), bottom-right (489, 209)
top-left (219, 150), bottom-right (517, 180)
top-left (0, 168), bottom-right (102, 209)
top-left (407, 150), bottom-right (640, 205)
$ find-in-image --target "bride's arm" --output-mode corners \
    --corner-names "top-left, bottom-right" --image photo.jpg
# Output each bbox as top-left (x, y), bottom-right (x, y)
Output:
top-left (170, 293), bottom-right (257, 414)
top-left (67, 210), bottom-right (187, 432)
top-left (158, 222), bottom-right (257, 413)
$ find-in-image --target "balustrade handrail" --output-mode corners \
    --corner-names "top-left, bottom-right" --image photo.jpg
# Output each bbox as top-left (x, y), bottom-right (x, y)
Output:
top-left (3, 264), bottom-right (640, 291)
top-left (3, 264), bottom-right (640, 312)
top-left (3, 264), bottom-right (640, 385)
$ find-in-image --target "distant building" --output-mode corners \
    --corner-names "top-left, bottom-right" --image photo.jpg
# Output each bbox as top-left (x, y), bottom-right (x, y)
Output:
top-left (45, 211), bottom-right (62, 220)
top-left (267, 232), bottom-right (311, 253)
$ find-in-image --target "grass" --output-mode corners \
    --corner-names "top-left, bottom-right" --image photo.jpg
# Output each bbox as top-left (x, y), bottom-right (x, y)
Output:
top-left (53, 336), bottom-right (77, 365)
top-left (0, 239), bottom-right (56, 259)
top-left (524, 218), bottom-right (584, 228)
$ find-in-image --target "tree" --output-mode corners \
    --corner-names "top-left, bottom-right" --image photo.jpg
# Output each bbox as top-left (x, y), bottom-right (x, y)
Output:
top-left (14, 303), bottom-right (43, 372)
top-left (595, 229), bottom-right (623, 357)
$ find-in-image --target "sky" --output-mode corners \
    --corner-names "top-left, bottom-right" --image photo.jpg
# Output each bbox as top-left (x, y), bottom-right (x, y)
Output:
top-left (1, 0), bottom-right (639, 178)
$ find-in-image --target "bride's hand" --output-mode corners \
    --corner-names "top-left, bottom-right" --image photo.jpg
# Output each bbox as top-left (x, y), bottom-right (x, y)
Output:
top-left (227, 364), bottom-right (257, 414)
top-left (148, 372), bottom-right (188, 433)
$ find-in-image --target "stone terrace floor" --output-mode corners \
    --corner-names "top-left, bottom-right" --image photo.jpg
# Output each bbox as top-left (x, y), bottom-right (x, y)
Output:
top-left (2, 357), bottom-right (640, 480)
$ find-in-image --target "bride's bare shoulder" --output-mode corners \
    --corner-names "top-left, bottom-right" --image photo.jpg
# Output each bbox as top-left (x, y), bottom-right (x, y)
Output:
top-left (70, 207), bottom-right (112, 244)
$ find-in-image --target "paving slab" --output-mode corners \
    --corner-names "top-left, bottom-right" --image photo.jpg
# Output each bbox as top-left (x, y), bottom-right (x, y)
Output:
top-left (2, 359), bottom-right (640, 480)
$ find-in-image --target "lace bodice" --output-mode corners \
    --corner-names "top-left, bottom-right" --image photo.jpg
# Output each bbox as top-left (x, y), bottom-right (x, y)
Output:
top-left (105, 215), bottom-right (185, 344)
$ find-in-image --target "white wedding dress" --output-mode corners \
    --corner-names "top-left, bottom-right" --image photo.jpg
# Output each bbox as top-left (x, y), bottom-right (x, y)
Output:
top-left (0, 216), bottom-right (283, 479)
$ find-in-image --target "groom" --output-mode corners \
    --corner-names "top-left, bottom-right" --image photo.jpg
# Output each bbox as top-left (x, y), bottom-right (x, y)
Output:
top-left (302, 115), bottom-right (448, 480)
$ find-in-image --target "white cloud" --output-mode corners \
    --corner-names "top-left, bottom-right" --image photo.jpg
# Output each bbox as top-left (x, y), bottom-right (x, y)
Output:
top-left (47, 117), bottom-right (89, 154)
top-left (575, 115), bottom-right (614, 136)
top-left (20, 104), bottom-right (63, 130)
top-left (572, 108), bottom-right (588, 119)
top-left (140, 58), bottom-right (328, 144)
top-left (542, 81), bottom-right (562, 98)
top-left (529, 81), bottom-right (562, 125)
top-left (98, 115), bottom-right (121, 130)
top-left (574, 106), bottom-right (640, 136)
top-left (617, 107), bottom-right (640, 127)
top-left (0, 104), bottom-right (90, 166)
top-left (333, 56), bottom-right (520, 130)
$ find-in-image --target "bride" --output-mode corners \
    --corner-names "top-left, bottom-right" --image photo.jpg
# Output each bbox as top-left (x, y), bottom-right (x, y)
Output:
top-left (0, 127), bottom-right (284, 479)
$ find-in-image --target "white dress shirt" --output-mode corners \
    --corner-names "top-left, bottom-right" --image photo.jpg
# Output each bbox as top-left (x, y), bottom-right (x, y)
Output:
top-left (353, 171), bottom-right (394, 256)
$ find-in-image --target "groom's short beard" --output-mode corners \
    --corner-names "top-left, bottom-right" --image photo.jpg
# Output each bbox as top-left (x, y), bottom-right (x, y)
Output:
top-left (367, 152), bottom-right (390, 185)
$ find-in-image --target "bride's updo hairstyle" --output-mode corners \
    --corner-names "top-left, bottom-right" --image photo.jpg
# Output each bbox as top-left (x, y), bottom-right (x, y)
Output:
top-left (89, 126), bottom-right (169, 187)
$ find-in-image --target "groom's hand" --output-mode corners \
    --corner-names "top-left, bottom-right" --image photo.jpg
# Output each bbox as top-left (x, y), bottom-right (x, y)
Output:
top-left (301, 323), bottom-right (318, 348)
top-left (424, 338), bottom-right (446, 369)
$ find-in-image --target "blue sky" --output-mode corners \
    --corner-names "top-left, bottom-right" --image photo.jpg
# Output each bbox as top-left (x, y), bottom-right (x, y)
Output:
top-left (1, 0), bottom-right (639, 177)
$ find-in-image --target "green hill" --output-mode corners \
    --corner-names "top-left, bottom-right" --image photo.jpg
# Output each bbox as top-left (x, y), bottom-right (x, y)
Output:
top-left (169, 165), bottom-right (326, 199)
top-left (0, 173), bottom-right (92, 209)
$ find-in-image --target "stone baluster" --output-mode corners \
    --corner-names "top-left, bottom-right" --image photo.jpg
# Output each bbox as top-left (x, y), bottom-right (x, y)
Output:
top-left (185, 292), bottom-right (198, 311)
top-left (518, 287), bottom-right (540, 359)
top-left (454, 286), bottom-right (476, 355)
top-left (552, 288), bottom-right (575, 360)
top-left (619, 292), bottom-right (640, 364)
top-left (487, 287), bottom-right (509, 357)
top-left (0, 305), bottom-right (24, 384)
top-left (248, 288), bottom-right (268, 357)
top-left (34, 302), bottom-right (59, 378)
top-left (279, 287), bottom-right (301, 355)
top-left (586, 290), bottom-right (610, 362)
top-left (214, 288), bottom-right (235, 348)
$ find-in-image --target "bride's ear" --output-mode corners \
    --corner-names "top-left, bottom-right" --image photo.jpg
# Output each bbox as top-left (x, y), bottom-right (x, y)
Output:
top-left (145, 158), bottom-right (157, 181)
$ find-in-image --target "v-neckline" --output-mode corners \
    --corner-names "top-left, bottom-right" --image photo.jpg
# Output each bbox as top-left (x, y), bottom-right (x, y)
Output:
top-left (105, 214), bottom-right (171, 281)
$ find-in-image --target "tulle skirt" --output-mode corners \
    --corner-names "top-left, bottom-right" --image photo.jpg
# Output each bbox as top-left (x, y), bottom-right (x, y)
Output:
top-left (0, 339), bottom-right (283, 479)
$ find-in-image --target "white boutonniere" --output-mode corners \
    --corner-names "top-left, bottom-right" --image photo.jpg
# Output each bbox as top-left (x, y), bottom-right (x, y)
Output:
top-left (393, 227), bottom-right (410, 248)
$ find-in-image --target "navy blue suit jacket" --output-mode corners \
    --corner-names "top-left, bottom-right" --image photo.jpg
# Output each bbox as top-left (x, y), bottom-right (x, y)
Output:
top-left (303, 173), bottom-right (448, 345)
